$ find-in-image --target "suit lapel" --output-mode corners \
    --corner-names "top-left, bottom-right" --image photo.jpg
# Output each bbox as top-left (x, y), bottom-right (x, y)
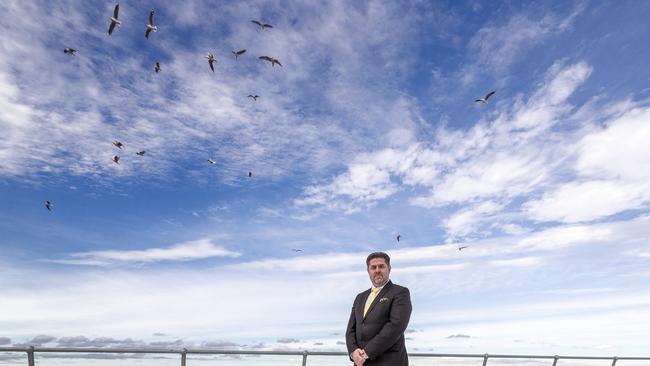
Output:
top-left (363, 281), bottom-right (392, 320)
top-left (357, 289), bottom-right (371, 320)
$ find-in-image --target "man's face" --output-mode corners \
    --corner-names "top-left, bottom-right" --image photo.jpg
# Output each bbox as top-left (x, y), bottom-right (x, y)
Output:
top-left (367, 258), bottom-right (390, 287)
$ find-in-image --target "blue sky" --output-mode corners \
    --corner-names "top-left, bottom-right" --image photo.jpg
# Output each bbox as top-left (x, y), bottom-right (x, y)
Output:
top-left (2, 0), bottom-right (650, 362)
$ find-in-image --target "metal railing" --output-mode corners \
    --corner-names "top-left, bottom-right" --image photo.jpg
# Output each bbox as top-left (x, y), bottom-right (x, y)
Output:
top-left (1, 347), bottom-right (649, 366)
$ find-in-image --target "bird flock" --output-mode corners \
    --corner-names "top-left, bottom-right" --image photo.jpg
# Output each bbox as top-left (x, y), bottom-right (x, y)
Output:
top-left (52, 3), bottom-right (498, 251)
top-left (60, 4), bottom-right (279, 175)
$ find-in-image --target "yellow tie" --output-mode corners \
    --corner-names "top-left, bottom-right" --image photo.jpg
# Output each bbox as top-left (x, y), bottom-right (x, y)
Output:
top-left (363, 287), bottom-right (381, 317)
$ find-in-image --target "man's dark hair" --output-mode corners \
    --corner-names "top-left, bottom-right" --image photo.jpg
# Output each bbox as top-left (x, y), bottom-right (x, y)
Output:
top-left (366, 252), bottom-right (390, 267)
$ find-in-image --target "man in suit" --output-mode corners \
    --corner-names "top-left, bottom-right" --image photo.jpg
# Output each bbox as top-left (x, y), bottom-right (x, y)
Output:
top-left (346, 252), bottom-right (412, 366)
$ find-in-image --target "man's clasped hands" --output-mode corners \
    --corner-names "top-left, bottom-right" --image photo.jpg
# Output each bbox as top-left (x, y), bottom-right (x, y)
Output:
top-left (351, 348), bottom-right (369, 366)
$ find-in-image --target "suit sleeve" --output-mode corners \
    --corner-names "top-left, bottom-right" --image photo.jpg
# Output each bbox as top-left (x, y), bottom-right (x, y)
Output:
top-left (345, 296), bottom-right (360, 361)
top-left (363, 287), bottom-right (412, 360)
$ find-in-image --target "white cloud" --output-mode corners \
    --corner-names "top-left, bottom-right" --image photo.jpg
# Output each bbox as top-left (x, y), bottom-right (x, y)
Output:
top-left (488, 256), bottom-right (543, 268)
top-left (460, 5), bottom-right (584, 85)
top-left (508, 61), bottom-right (593, 130)
top-left (576, 107), bottom-right (650, 181)
top-left (50, 239), bottom-right (241, 266)
top-left (521, 92), bottom-right (650, 224)
top-left (298, 60), bottom-right (596, 239)
top-left (1, 214), bottom-right (649, 355)
top-left (414, 154), bottom-right (546, 207)
top-left (515, 224), bottom-right (612, 251)
top-left (443, 200), bottom-right (505, 238)
top-left (523, 180), bottom-right (650, 223)
top-left (624, 249), bottom-right (650, 258)
top-left (0, 1), bottom-right (433, 185)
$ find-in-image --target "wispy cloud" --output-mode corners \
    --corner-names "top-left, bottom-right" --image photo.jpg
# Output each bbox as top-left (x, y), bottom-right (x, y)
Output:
top-left (460, 4), bottom-right (584, 85)
top-left (49, 239), bottom-right (240, 266)
top-left (296, 61), bottom-right (601, 239)
top-left (0, 0), bottom-right (441, 187)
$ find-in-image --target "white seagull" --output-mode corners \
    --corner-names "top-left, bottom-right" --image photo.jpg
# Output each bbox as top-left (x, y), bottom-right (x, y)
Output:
top-left (232, 49), bottom-right (246, 59)
top-left (251, 20), bottom-right (273, 30)
top-left (108, 4), bottom-right (120, 35)
top-left (112, 140), bottom-right (123, 149)
top-left (145, 10), bottom-right (158, 39)
top-left (155, 62), bottom-right (161, 73)
top-left (248, 95), bottom-right (259, 101)
top-left (207, 159), bottom-right (216, 164)
top-left (112, 155), bottom-right (120, 164)
top-left (475, 90), bottom-right (496, 104)
top-left (259, 55), bottom-right (282, 67)
top-left (63, 48), bottom-right (77, 55)
top-left (136, 151), bottom-right (145, 156)
top-left (205, 53), bottom-right (216, 72)
top-left (45, 200), bottom-right (54, 211)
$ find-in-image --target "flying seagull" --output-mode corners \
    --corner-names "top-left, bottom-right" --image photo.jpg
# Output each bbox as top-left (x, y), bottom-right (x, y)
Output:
top-left (291, 248), bottom-right (303, 252)
top-left (248, 95), bottom-right (259, 101)
top-left (155, 62), bottom-right (161, 73)
top-left (207, 159), bottom-right (216, 164)
top-left (458, 246), bottom-right (468, 251)
top-left (112, 155), bottom-right (120, 164)
top-left (145, 10), bottom-right (158, 39)
top-left (112, 141), bottom-right (123, 149)
top-left (251, 20), bottom-right (273, 29)
top-left (475, 91), bottom-right (496, 104)
top-left (107, 4), bottom-right (120, 35)
top-left (63, 48), bottom-right (77, 55)
top-left (396, 234), bottom-right (401, 242)
top-left (232, 49), bottom-right (246, 59)
top-left (205, 53), bottom-right (216, 72)
top-left (247, 171), bottom-right (253, 177)
top-left (259, 55), bottom-right (282, 67)
top-left (45, 200), bottom-right (54, 211)
top-left (136, 150), bottom-right (145, 156)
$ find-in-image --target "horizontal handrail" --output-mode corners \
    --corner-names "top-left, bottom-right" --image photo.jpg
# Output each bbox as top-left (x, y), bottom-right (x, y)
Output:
top-left (1, 347), bottom-right (649, 364)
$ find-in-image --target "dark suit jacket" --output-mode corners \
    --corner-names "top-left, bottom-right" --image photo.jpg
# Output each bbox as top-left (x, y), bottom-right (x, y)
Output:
top-left (345, 280), bottom-right (412, 366)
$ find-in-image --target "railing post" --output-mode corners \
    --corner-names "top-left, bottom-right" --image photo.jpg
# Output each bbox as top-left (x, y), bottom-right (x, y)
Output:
top-left (611, 356), bottom-right (618, 366)
top-left (180, 348), bottom-right (187, 366)
top-left (482, 353), bottom-right (489, 366)
top-left (552, 355), bottom-right (559, 366)
top-left (301, 350), bottom-right (308, 366)
top-left (27, 346), bottom-right (35, 366)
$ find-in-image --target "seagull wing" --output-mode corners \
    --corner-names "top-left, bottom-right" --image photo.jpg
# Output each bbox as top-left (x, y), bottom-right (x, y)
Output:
top-left (209, 60), bottom-right (214, 72)
top-left (263, 23), bottom-right (273, 28)
top-left (113, 4), bottom-right (119, 18)
top-left (108, 21), bottom-right (116, 35)
top-left (238, 49), bottom-right (246, 55)
top-left (145, 28), bottom-right (151, 38)
top-left (251, 20), bottom-right (262, 27)
top-left (275, 59), bottom-right (282, 67)
top-left (485, 91), bottom-right (496, 100)
top-left (149, 10), bottom-right (155, 26)
top-left (259, 56), bottom-right (272, 62)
